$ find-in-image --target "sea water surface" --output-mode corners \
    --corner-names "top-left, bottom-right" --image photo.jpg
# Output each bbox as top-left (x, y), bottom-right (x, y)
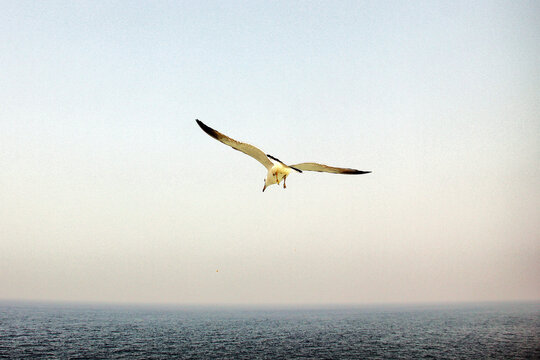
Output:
top-left (0, 301), bottom-right (538, 359)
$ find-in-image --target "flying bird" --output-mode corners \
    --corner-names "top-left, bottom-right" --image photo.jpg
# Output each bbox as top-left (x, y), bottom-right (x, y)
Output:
top-left (196, 119), bottom-right (371, 192)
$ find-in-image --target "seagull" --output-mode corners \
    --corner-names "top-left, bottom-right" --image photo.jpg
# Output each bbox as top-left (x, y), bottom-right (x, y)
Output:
top-left (196, 119), bottom-right (371, 192)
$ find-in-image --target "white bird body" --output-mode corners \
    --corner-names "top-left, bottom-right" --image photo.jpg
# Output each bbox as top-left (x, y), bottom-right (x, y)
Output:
top-left (196, 119), bottom-right (370, 191)
top-left (264, 162), bottom-right (292, 191)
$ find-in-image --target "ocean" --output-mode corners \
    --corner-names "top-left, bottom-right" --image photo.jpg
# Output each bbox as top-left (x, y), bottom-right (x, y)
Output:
top-left (0, 302), bottom-right (538, 359)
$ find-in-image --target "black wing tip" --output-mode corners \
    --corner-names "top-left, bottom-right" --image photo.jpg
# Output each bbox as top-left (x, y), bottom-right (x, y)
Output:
top-left (195, 119), bottom-right (220, 140)
top-left (266, 154), bottom-right (281, 163)
top-left (290, 166), bottom-right (303, 173)
top-left (195, 119), bottom-right (207, 129)
top-left (342, 169), bottom-right (371, 174)
top-left (267, 154), bottom-right (303, 173)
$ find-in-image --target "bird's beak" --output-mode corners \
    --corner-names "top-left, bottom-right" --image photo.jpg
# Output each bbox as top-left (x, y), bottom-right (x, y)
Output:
top-left (262, 183), bottom-right (267, 192)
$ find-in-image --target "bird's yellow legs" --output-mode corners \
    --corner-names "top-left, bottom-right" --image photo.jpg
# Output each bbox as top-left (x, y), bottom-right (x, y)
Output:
top-left (271, 172), bottom-right (287, 189)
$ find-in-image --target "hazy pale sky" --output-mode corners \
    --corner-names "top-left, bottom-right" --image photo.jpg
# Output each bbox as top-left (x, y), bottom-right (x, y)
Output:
top-left (1, 1), bottom-right (539, 305)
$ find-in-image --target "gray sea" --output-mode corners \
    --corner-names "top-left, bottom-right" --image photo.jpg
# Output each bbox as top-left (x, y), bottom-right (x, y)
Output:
top-left (0, 301), bottom-right (538, 359)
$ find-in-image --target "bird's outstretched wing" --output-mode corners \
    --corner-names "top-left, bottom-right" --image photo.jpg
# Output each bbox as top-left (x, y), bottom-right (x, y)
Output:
top-left (289, 162), bottom-right (371, 175)
top-left (196, 119), bottom-right (274, 170)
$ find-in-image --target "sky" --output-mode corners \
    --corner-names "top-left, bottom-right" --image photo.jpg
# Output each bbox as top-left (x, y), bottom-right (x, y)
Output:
top-left (1, 1), bottom-right (539, 306)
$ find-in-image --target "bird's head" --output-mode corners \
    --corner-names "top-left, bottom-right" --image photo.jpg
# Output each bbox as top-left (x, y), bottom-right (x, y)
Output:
top-left (262, 171), bottom-right (278, 192)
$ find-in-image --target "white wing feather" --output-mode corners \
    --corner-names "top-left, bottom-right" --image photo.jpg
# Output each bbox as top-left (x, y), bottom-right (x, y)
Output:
top-left (290, 162), bottom-right (370, 175)
top-left (196, 120), bottom-right (274, 170)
